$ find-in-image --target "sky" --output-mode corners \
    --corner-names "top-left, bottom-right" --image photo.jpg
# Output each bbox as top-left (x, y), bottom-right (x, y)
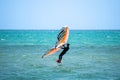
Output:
top-left (0, 0), bottom-right (120, 30)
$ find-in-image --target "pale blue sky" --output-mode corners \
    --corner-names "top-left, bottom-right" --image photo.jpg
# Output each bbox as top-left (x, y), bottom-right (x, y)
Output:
top-left (0, 0), bottom-right (120, 30)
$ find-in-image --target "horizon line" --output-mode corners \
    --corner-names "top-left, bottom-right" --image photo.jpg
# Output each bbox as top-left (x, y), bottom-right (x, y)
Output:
top-left (0, 29), bottom-right (120, 30)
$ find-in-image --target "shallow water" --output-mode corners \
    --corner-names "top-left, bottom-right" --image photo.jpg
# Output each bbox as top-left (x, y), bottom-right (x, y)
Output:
top-left (0, 30), bottom-right (120, 80)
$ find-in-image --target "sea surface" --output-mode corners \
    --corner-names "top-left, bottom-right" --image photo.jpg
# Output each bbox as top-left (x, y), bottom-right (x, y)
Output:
top-left (0, 30), bottom-right (120, 80)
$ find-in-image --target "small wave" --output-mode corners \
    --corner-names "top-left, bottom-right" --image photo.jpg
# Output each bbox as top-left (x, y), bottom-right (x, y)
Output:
top-left (1, 38), bottom-right (6, 41)
top-left (106, 35), bottom-right (111, 38)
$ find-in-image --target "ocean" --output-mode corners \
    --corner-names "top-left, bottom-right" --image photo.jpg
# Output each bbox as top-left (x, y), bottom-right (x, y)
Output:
top-left (0, 30), bottom-right (120, 80)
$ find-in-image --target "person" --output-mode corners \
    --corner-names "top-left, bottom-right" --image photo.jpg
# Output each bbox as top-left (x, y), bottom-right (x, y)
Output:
top-left (56, 43), bottom-right (70, 63)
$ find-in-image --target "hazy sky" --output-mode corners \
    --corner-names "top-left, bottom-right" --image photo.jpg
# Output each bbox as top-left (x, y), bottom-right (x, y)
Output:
top-left (0, 0), bottom-right (120, 29)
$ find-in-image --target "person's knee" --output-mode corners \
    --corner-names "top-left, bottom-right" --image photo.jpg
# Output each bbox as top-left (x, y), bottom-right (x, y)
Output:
top-left (59, 54), bottom-right (63, 56)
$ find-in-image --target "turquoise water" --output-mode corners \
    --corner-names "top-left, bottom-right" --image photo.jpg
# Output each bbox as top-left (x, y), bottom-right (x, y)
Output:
top-left (0, 30), bottom-right (120, 80)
